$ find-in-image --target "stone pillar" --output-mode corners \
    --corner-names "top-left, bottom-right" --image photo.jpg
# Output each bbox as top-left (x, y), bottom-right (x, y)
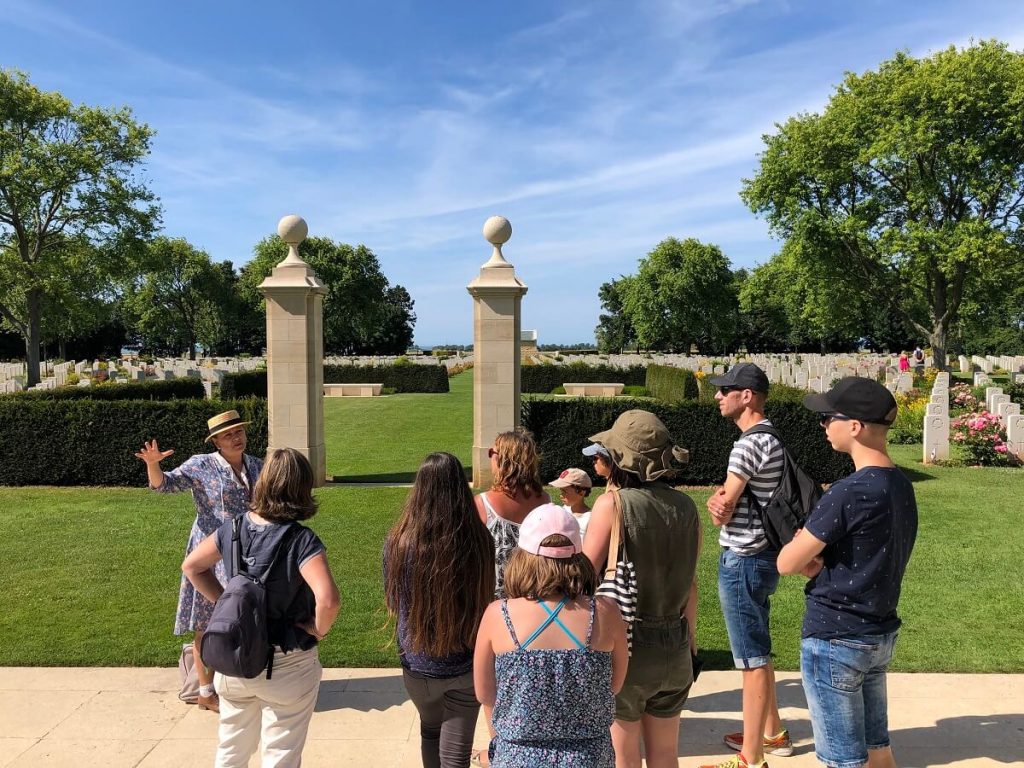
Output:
top-left (923, 406), bottom-right (950, 463)
top-left (467, 216), bottom-right (528, 489)
top-left (259, 215), bottom-right (328, 486)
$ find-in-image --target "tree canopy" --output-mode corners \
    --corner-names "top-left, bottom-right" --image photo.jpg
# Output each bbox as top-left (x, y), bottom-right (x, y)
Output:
top-left (741, 40), bottom-right (1024, 368)
top-left (122, 237), bottom-right (235, 359)
top-left (239, 236), bottom-right (416, 355)
top-left (595, 237), bottom-right (738, 353)
top-left (0, 69), bottom-right (158, 384)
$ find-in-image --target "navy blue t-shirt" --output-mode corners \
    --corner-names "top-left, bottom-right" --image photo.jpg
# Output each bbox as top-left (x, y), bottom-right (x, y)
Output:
top-left (803, 466), bottom-right (918, 640)
top-left (214, 514), bottom-right (326, 651)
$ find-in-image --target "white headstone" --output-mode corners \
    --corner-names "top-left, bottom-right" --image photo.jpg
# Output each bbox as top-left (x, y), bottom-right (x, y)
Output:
top-left (923, 412), bottom-right (949, 463)
top-left (1006, 415), bottom-right (1024, 461)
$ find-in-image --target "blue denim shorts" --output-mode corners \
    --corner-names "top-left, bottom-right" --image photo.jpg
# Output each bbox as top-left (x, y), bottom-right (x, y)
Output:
top-left (801, 632), bottom-right (898, 768)
top-left (717, 548), bottom-right (780, 669)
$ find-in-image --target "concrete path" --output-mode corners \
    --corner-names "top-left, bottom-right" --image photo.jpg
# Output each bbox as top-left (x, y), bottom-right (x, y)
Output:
top-left (1, 667), bottom-right (1020, 767)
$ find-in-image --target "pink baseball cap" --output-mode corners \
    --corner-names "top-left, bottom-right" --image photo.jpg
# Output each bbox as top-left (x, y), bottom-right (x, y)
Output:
top-left (518, 503), bottom-right (583, 559)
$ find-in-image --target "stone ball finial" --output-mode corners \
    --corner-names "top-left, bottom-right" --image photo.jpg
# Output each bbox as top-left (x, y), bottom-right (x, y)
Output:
top-left (277, 214), bottom-right (308, 266)
top-left (482, 215), bottom-right (512, 267)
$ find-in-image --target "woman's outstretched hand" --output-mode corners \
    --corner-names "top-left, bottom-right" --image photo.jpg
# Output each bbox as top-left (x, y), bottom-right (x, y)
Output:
top-left (135, 439), bottom-right (174, 465)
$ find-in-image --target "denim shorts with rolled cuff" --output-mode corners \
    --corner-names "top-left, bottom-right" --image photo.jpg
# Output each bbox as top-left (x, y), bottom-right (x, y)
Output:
top-left (801, 632), bottom-right (898, 768)
top-left (718, 547), bottom-right (780, 669)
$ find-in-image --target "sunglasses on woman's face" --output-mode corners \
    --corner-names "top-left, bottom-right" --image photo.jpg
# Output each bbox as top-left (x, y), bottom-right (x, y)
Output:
top-left (487, 448), bottom-right (498, 459)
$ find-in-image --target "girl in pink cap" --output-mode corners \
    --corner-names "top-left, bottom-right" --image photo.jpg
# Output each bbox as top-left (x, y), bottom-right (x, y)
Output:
top-left (474, 504), bottom-right (628, 767)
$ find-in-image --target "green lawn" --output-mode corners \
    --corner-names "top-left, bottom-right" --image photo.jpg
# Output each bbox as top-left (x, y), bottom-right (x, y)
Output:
top-left (0, 373), bottom-right (1021, 671)
top-left (324, 368), bottom-right (473, 481)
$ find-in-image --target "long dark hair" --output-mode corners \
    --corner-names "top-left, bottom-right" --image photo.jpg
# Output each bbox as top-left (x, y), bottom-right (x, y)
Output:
top-left (384, 452), bottom-right (495, 657)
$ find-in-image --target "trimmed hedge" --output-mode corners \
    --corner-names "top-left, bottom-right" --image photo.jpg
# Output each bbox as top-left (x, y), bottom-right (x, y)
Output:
top-left (645, 365), bottom-right (699, 403)
top-left (0, 398), bottom-right (268, 486)
top-left (522, 397), bottom-right (852, 487)
top-left (325, 363), bottom-right (449, 393)
top-left (522, 363), bottom-right (646, 394)
top-left (220, 370), bottom-right (268, 398)
top-left (220, 364), bottom-right (450, 396)
top-left (3, 378), bottom-right (205, 401)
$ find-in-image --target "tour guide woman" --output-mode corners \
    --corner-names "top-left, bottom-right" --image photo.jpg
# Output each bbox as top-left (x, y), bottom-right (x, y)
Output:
top-left (136, 409), bottom-right (264, 713)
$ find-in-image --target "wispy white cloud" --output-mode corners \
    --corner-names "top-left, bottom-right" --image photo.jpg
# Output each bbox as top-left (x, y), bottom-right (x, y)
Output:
top-left (4, 0), bottom-right (1020, 343)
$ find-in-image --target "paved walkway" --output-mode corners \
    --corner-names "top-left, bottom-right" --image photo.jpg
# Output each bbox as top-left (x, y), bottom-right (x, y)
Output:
top-left (1, 667), bottom-right (1020, 767)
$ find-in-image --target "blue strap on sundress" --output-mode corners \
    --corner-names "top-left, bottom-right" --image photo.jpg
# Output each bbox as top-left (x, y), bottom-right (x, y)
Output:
top-left (501, 597), bottom-right (595, 650)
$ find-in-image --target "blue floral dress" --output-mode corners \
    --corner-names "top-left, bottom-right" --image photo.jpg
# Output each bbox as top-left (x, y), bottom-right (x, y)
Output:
top-left (490, 597), bottom-right (615, 767)
top-left (152, 451), bottom-right (263, 634)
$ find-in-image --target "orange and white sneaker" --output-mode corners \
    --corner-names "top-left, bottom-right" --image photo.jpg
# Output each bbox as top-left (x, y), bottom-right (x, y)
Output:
top-left (723, 729), bottom-right (794, 757)
top-left (698, 754), bottom-right (769, 768)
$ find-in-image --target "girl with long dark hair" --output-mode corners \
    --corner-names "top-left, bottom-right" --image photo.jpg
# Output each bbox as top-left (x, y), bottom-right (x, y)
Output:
top-left (384, 452), bottom-right (496, 768)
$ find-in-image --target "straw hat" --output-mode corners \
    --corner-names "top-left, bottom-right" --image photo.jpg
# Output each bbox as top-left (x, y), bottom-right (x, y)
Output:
top-left (588, 410), bottom-right (689, 482)
top-left (204, 410), bottom-right (250, 443)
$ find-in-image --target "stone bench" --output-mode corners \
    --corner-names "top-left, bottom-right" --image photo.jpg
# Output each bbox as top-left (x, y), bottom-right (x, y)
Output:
top-left (563, 382), bottom-right (624, 397)
top-left (323, 383), bottom-right (383, 397)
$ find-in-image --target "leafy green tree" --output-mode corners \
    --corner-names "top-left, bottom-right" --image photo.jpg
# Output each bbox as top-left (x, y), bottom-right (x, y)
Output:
top-left (368, 285), bottom-right (416, 355)
top-left (0, 70), bottom-right (158, 385)
top-left (123, 238), bottom-right (232, 359)
top-left (239, 236), bottom-right (416, 355)
top-left (954, 258), bottom-right (1024, 355)
top-left (621, 237), bottom-right (737, 353)
top-left (742, 41), bottom-right (1024, 369)
top-left (594, 277), bottom-right (635, 353)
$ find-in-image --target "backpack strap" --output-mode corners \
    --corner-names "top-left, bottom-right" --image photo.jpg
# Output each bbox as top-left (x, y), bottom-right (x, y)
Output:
top-left (230, 515), bottom-right (243, 577)
top-left (737, 423), bottom-right (788, 520)
top-left (604, 489), bottom-right (623, 580)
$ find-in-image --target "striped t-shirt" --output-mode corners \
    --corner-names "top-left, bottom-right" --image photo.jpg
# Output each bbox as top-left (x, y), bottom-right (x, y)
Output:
top-left (719, 420), bottom-right (785, 555)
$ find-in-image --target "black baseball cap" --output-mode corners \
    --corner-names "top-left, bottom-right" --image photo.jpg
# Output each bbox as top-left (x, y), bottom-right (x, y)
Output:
top-left (803, 377), bottom-right (898, 425)
top-left (709, 363), bottom-right (770, 394)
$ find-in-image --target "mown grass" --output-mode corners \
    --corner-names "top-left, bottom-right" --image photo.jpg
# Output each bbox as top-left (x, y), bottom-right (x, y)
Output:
top-left (324, 368), bottom-right (472, 481)
top-left (0, 374), bottom-right (1021, 671)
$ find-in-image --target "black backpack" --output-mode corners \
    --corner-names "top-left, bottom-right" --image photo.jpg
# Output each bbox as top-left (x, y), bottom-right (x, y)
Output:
top-left (741, 424), bottom-right (823, 550)
top-left (200, 517), bottom-right (297, 680)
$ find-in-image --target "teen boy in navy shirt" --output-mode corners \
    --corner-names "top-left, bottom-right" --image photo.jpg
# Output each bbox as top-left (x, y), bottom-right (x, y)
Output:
top-left (778, 377), bottom-right (918, 768)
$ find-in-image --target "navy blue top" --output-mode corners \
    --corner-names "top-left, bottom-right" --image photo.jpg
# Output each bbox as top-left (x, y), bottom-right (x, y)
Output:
top-left (802, 466), bottom-right (918, 640)
top-left (396, 592), bottom-right (475, 678)
top-left (384, 541), bottom-right (474, 678)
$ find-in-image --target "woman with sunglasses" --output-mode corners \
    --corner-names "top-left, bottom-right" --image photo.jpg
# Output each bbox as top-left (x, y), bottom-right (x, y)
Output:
top-left (475, 428), bottom-right (550, 599)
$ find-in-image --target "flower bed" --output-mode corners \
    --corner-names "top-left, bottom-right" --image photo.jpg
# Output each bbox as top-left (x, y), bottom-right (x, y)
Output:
top-left (950, 411), bottom-right (1018, 466)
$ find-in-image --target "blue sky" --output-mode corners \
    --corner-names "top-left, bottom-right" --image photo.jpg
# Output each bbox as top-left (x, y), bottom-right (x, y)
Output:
top-left (3, 1), bottom-right (1023, 346)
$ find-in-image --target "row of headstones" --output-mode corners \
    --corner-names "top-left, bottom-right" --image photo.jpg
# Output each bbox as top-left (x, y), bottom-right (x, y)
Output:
top-left (923, 372), bottom-right (1024, 463)
top-left (961, 354), bottom-right (1024, 374)
top-left (548, 352), bottom-right (904, 393)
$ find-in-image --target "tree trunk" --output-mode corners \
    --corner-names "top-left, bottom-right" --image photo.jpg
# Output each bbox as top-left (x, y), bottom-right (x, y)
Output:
top-left (25, 289), bottom-right (42, 388)
top-left (929, 320), bottom-right (948, 371)
top-left (58, 338), bottom-right (66, 361)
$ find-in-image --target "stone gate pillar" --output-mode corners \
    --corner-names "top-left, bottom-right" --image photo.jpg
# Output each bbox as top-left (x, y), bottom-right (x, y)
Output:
top-left (259, 215), bottom-right (328, 486)
top-left (467, 216), bottom-right (528, 489)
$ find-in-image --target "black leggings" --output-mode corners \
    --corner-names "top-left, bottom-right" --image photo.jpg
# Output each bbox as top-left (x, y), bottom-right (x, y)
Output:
top-left (403, 669), bottom-right (481, 768)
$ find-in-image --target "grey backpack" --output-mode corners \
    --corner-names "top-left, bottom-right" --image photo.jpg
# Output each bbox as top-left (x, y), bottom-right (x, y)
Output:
top-left (199, 518), bottom-right (296, 679)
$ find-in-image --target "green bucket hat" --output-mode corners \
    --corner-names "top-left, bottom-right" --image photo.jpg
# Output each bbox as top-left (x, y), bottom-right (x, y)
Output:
top-left (588, 410), bottom-right (689, 482)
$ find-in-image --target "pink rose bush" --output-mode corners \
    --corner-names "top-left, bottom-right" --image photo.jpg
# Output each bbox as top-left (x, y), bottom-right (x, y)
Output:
top-left (950, 410), bottom-right (1018, 466)
top-left (950, 383), bottom-right (980, 415)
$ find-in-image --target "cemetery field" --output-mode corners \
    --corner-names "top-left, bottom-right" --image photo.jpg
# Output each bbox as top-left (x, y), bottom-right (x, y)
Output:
top-left (324, 367), bottom-right (473, 481)
top-left (0, 442), bottom-right (1020, 672)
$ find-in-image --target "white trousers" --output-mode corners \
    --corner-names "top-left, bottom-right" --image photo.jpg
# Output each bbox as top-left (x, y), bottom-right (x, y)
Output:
top-left (214, 646), bottom-right (323, 768)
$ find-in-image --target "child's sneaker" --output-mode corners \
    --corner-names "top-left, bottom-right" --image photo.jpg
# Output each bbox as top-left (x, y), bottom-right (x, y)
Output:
top-left (723, 728), bottom-right (794, 757)
top-left (698, 754), bottom-right (769, 768)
